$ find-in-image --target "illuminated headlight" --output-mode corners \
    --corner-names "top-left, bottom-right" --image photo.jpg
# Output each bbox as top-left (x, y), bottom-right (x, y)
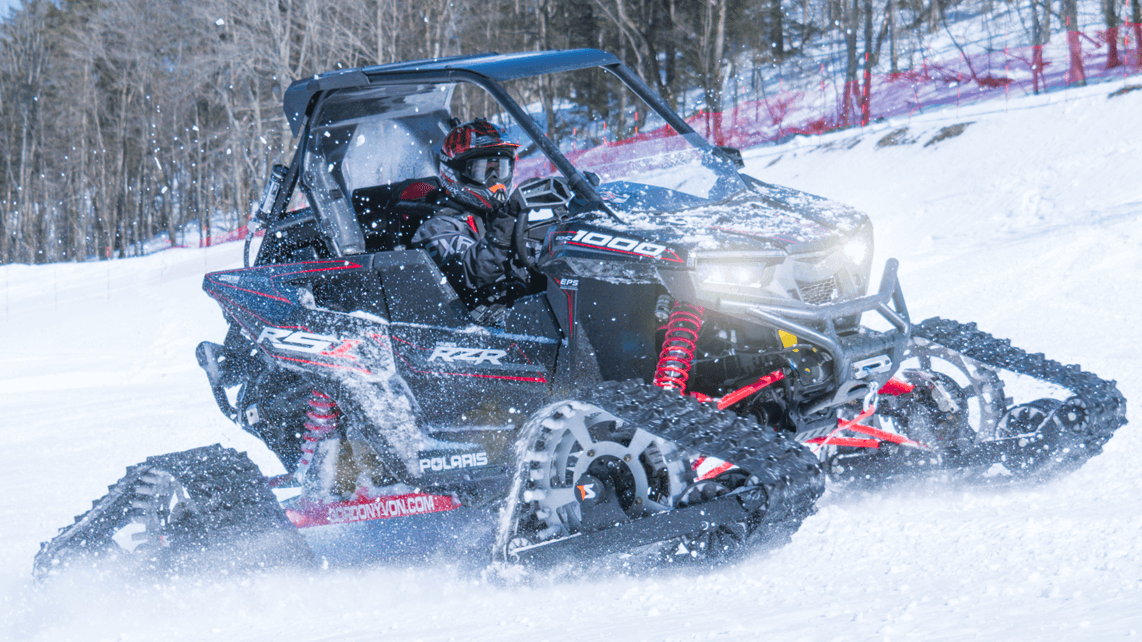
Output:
top-left (843, 237), bottom-right (869, 265)
top-left (843, 220), bottom-right (874, 271)
top-left (840, 219), bottom-right (875, 293)
top-left (696, 261), bottom-right (775, 290)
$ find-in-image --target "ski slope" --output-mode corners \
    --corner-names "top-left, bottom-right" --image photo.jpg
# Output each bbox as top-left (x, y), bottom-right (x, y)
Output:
top-left (3, 79), bottom-right (1141, 641)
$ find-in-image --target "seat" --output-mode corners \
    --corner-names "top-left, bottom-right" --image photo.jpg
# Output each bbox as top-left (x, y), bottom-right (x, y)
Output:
top-left (353, 177), bottom-right (442, 252)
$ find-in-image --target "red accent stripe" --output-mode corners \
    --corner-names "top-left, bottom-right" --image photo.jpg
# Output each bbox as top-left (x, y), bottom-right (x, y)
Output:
top-left (717, 370), bottom-right (785, 410)
top-left (271, 354), bottom-right (373, 375)
top-left (412, 369), bottom-right (547, 383)
top-left (466, 215), bottom-right (479, 234)
top-left (845, 422), bottom-right (924, 447)
top-left (208, 281), bottom-right (291, 303)
top-left (509, 343), bottom-right (538, 365)
top-left (878, 378), bottom-right (916, 395)
top-left (808, 404), bottom-right (928, 452)
top-left (805, 436), bottom-right (881, 448)
top-left (209, 261), bottom-right (362, 303)
top-left (319, 339), bottom-right (361, 361)
top-left (374, 334), bottom-right (425, 350)
top-left (208, 292), bottom-right (310, 332)
top-left (280, 262), bottom-right (363, 275)
top-left (697, 461), bottom-right (736, 480)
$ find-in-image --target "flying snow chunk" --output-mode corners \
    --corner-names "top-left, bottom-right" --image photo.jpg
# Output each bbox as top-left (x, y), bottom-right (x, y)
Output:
top-left (215, 18), bottom-right (225, 26)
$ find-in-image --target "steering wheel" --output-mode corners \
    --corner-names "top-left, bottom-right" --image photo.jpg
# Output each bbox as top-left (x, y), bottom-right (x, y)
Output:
top-left (511, 177), bottom-right (573, 269)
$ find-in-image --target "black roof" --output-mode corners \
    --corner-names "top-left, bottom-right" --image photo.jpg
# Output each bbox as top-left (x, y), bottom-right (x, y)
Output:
top-left (282, 49), bottom-right (621, 136)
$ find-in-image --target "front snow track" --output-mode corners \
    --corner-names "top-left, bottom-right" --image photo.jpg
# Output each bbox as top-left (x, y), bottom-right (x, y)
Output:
top-left (497, 381), bottom-right (825, 566)
top-left (912, 317), bottom-right (1129, 479)
top-left (33, 444), bottom-right (312, 581)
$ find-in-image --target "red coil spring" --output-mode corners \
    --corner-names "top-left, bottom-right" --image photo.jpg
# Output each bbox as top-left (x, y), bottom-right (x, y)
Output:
top-left (653, 302), bottom-right (705, 393)
top-left (296, 390), bottom-right (338, 480)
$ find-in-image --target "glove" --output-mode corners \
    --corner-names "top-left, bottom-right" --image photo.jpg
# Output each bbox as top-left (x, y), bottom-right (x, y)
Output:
top-left (485, 199), bottom-right (520, 250)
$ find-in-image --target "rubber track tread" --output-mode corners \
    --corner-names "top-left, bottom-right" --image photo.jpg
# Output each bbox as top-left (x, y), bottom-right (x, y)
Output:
top-left (913, 317), bottom-right (1128, 456)
top-left (579, 381), bottom-right (825, 542)
top-left (35, 444), bottom-right (311, 579)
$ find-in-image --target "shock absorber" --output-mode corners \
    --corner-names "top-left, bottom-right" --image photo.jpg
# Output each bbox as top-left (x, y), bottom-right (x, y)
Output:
top-left (653, 301), bottom-right (705, 394)
top-left (295, 390), bottom-right (339, 484)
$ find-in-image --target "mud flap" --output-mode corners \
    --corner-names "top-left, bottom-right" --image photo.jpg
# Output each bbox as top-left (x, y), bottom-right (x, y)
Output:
top-left (196, 341), bottom-right (238, 420)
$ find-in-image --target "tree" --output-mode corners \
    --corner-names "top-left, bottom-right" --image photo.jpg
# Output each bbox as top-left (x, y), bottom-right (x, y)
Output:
top-left (1132, 0), bottom-right (1142, 68)
top-left (1022, 0), bottom-right (1051, 93)
top-left (0, 0), bottom-right (1127, 265)
top-left (1062, 0), bottom-right (1085, 85)
top-left (1103, 0), bottom-right (1121, 69)
top-left (841, 0), bottom-right (860, 125)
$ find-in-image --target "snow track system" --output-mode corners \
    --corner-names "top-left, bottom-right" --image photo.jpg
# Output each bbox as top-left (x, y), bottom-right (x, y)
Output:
top-left (825, 317), bottom-right (1128, 483)
top-left (911, 317), bottom-right (1127, 476)
top-left (34, 445), bottom-right (311, 581)
top-left (497, 381), bottom-right (824, 565)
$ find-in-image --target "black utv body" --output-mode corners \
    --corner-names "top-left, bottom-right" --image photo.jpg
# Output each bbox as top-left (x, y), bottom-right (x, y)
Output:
top-left (34, 49), bottom-right (1126, 578)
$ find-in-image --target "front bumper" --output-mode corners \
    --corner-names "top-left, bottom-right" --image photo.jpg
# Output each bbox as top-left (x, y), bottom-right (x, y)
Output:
top-left (719, 259), bottom-right (911, 410)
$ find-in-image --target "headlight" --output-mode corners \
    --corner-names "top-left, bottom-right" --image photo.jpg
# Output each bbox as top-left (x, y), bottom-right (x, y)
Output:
top-left (843, 237), bottom-right (869, 265)
top-left (697, 261), bottom-right (773, 289)
top-left (840, 219), bottom-right (875, 294)
top-left (844, 220), bottom-right (874, 271)
top-left (692, 253), bottom-right (782, 300)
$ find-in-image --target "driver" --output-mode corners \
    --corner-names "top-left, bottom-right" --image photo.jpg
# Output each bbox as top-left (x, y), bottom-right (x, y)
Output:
top-left (411, 118), bottom-right (529, 324)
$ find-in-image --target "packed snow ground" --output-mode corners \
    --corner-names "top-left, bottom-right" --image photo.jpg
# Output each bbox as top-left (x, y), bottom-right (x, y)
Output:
top-left (3, 78), bottom-right (1142, 641)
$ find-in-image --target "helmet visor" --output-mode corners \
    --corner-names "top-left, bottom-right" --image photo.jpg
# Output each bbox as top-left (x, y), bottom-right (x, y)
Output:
top-left (465, 155), bottom-right (514, 187)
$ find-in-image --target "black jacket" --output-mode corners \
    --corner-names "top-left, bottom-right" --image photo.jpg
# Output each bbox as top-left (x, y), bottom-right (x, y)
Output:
top-left (409, 196), bottom-right (528, 311)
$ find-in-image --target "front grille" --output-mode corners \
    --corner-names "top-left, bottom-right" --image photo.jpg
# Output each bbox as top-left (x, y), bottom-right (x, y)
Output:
top-left (797, 276), bottom-right (839, 305)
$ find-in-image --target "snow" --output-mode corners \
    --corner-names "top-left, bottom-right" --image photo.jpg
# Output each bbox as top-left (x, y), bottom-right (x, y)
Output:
top-left (4, 78), bottom-right (1142, 641)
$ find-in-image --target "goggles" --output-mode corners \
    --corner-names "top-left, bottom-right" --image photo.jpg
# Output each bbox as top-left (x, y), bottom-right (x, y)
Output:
top-left (464, 154), bottom-right (514, 187)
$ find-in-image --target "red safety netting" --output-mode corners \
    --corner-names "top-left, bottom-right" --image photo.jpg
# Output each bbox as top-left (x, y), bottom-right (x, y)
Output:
top-left (583, 24), bottom-right (1142, 164)
top-left (200, 226), bottom-right (263, 248)
top-left (196, 26), bottom-right (1142, 252)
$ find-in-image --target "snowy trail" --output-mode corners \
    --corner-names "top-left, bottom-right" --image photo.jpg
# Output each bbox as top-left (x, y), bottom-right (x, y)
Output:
top-left (3, 81), bottom-right (1141, 640)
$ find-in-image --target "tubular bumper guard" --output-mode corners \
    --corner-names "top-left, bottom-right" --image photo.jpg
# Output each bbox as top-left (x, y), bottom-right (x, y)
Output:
top-left (722, 259), bottom-right (911, 409)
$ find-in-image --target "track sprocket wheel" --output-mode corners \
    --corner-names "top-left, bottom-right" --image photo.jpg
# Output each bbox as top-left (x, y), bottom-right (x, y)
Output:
top-left (502, 400), bottom-right (688, 560)
top-left (497, 381), bottom-right (822, 566)
top-left (894, 336), bottom-right (1009, 446)
top-left (822, 338), bottom-right (1009, 484)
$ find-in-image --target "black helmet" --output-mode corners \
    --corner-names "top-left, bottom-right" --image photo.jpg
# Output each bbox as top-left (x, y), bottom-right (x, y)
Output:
top-left (438, 119), bottom-right (520, 211)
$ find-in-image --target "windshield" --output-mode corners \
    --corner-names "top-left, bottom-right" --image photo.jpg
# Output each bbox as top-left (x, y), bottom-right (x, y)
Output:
top-left (494, 68), bottom-right (746, 211)
top-left (302, 67), bottom-right (746, 220)
top-left (305, 83), bottom-right (454, 196)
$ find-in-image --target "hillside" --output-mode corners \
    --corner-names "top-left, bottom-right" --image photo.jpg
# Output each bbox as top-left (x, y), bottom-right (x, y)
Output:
top-left (2, 77), bottom-right (1140, 641)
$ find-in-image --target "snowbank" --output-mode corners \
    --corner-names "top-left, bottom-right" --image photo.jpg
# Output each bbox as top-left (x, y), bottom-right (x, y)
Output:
top-left (2, 79), bottom-right (1140, 642)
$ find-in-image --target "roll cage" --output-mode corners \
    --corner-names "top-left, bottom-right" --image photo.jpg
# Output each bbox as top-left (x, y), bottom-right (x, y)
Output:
top-left (257, 49), bottom-right (737, 262)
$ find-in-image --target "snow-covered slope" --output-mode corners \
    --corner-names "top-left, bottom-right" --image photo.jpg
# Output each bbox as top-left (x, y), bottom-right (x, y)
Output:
top-left (3, 80), bottom-right (1141, 641)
